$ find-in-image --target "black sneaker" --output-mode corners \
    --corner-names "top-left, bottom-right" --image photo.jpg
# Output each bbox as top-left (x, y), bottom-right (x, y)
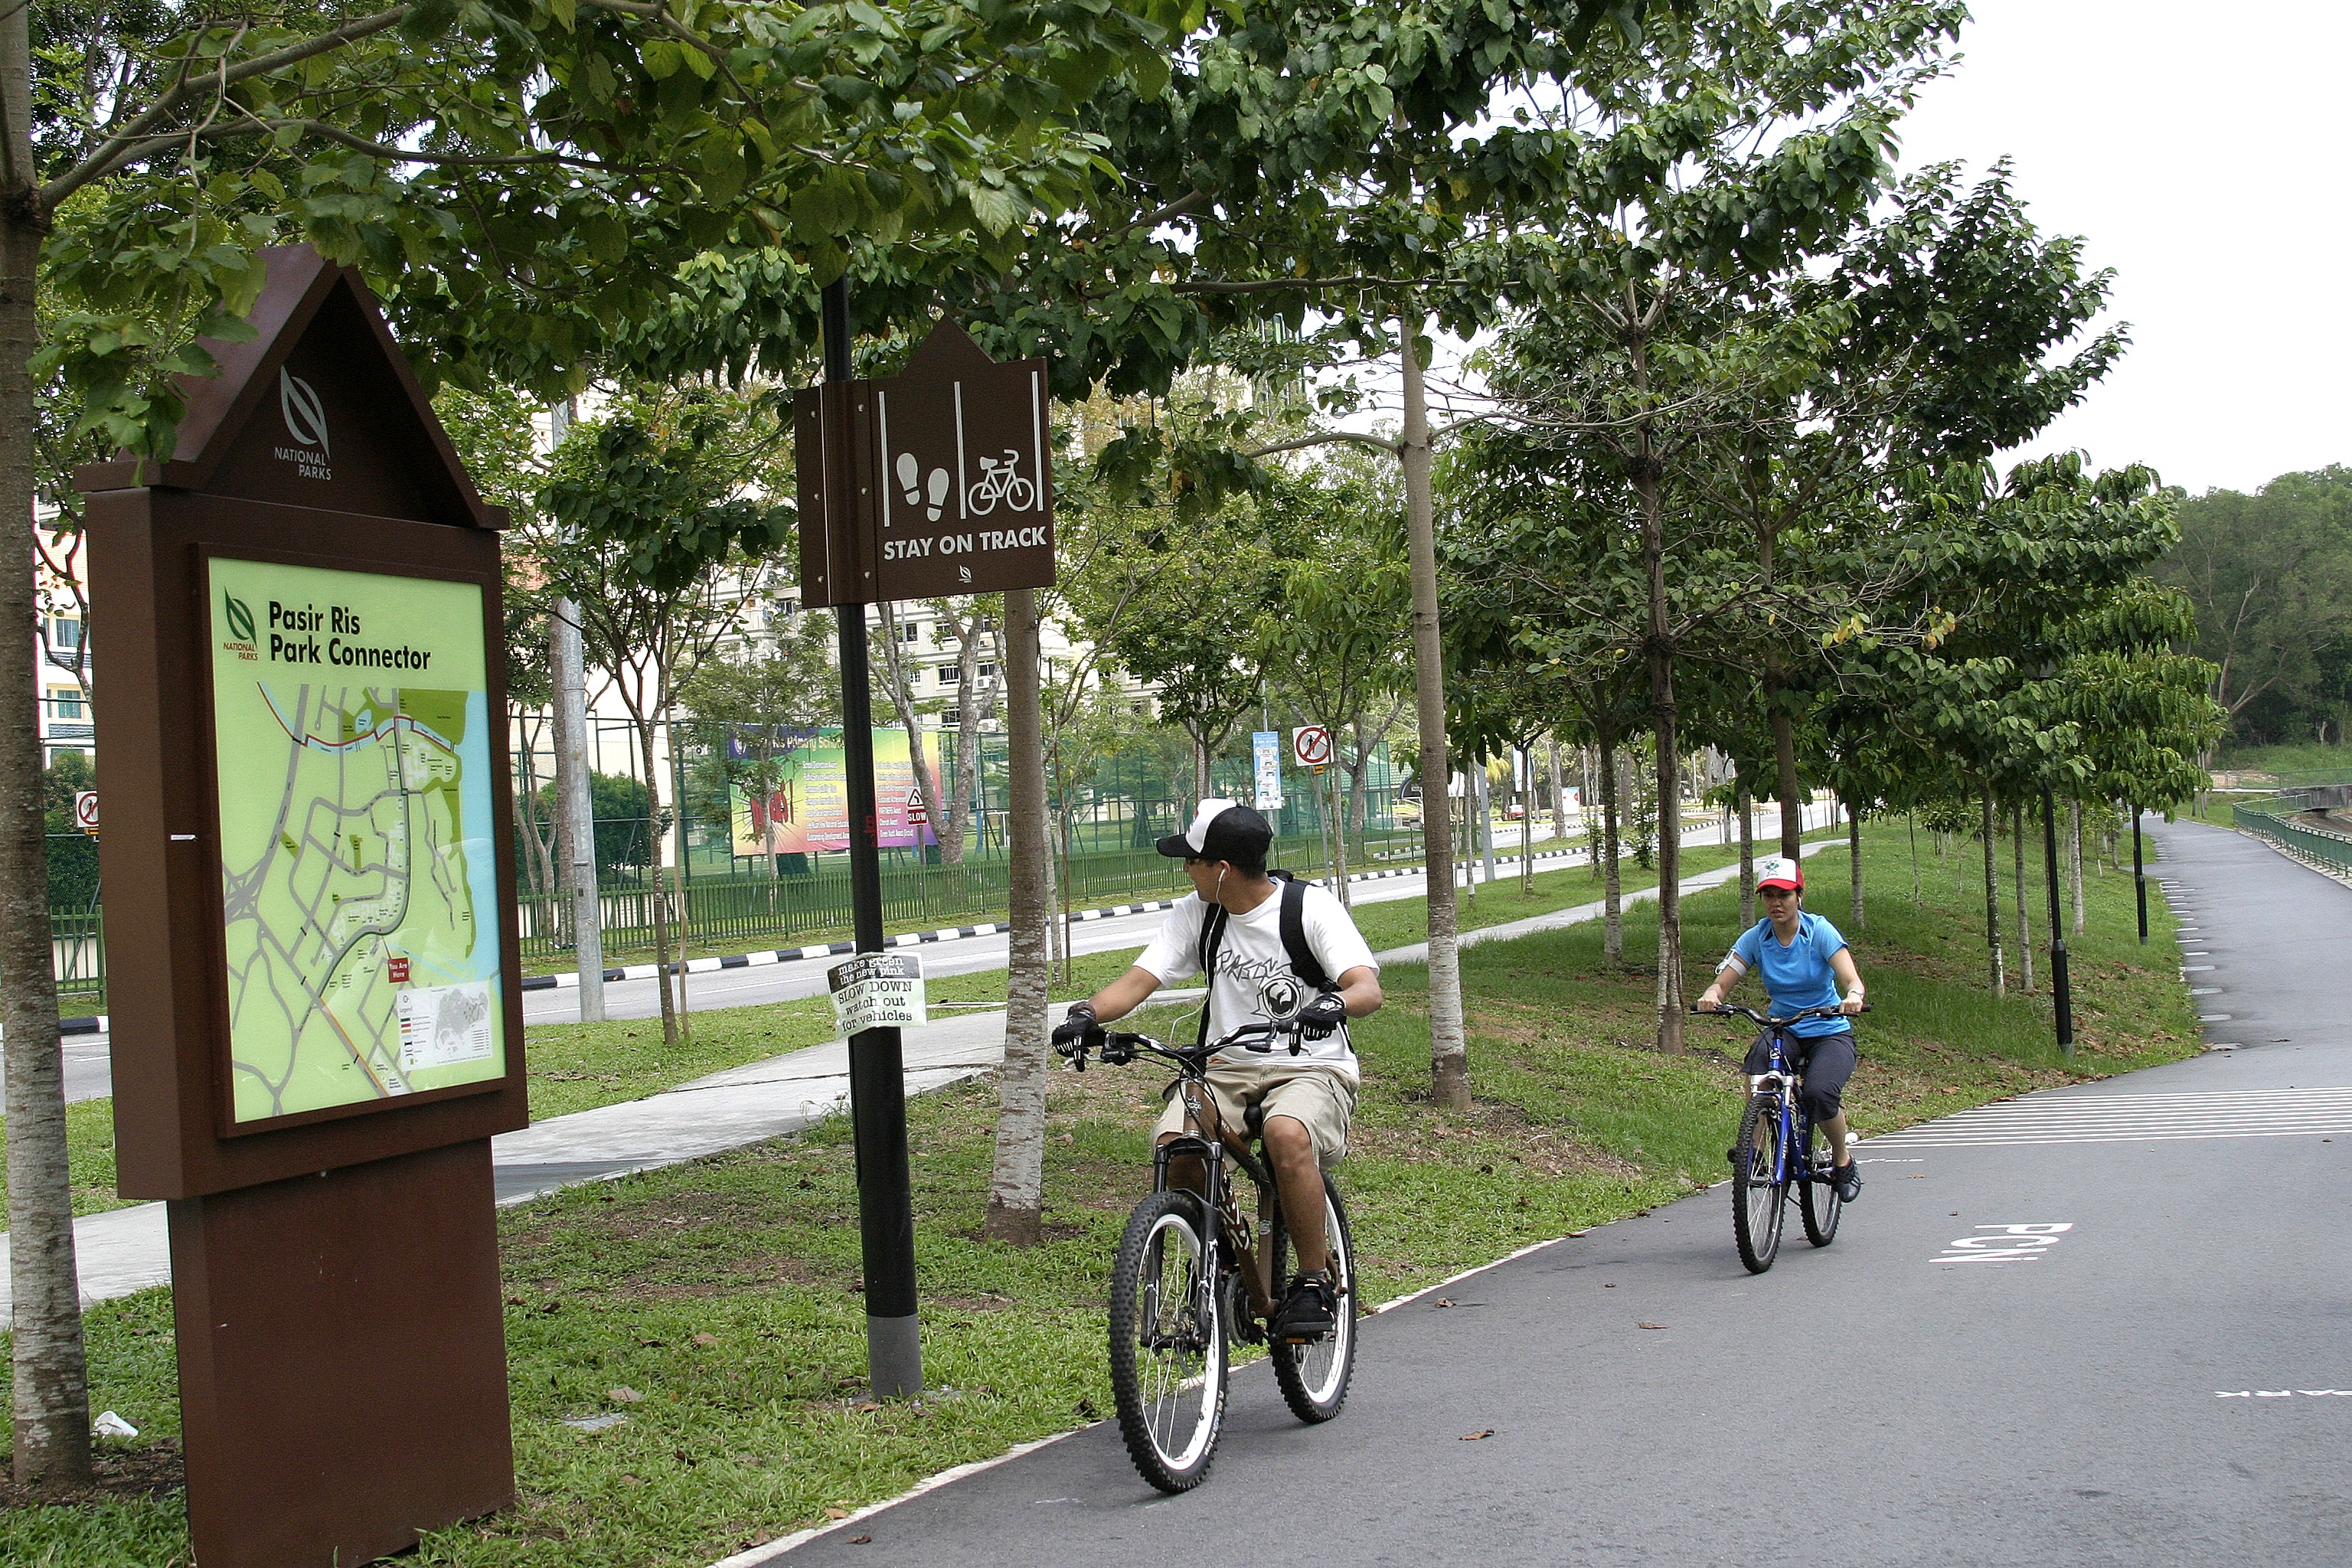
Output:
top-left (1833, 1161), bottom-right (1861, 1202)
top-left (1272, 1271), bottom-right (1336, 1341)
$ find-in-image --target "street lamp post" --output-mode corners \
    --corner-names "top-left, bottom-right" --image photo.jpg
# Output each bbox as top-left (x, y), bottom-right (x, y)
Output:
top-left (2041, 788), bottom-right (2073, 1056)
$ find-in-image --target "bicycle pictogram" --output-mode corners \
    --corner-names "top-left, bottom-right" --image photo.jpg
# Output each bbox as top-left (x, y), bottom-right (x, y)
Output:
top-left (965, 449), bottom-right (1037, 515)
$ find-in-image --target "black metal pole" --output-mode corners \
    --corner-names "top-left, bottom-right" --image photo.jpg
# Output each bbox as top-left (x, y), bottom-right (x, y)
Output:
top-left (825, 278), bottom-right (923, 1399)
top-left (2041, 788), bottom-right (2073, 1057)
top-left (2132, 803), bottom-right (2148, 945)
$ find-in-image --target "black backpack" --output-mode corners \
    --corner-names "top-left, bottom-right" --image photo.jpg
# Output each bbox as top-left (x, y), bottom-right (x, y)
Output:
top-left (1192, 871), bottom-right (1333, 1047)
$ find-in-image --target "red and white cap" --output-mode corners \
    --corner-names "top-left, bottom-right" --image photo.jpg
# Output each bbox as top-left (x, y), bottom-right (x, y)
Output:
top-left (1755, 855), bottom-right (1804, 892)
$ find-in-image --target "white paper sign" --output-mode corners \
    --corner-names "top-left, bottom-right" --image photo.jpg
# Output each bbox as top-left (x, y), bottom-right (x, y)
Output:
top-left (829, 952), bottom-right (928, 1037)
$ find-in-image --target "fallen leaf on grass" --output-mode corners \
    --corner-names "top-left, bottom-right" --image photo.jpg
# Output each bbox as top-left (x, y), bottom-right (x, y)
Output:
top-left (743, 1533), bottom-right (773, 1549)
top-left (608, 1387), bottom-right (644, 1403)
top-left (1460, 1429), bottom-right (1494, 1441)
top-left (693, 1332), bottom-right (720, 1348)
top-left (1637, 1322), bottom-right (1668, 1331)
top-left (825, 1508), bottom-right (851, 1521)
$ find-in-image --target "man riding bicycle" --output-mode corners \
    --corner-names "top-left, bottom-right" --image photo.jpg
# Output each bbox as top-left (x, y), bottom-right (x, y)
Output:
top-left (1693, 854), bottom-right (1868, 1201)
top-left (1054, 799), bottom-right (1383, 1341)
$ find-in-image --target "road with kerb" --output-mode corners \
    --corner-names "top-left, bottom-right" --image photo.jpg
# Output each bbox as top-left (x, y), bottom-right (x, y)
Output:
top-left (766, 816), bottom-right (2352, 1568)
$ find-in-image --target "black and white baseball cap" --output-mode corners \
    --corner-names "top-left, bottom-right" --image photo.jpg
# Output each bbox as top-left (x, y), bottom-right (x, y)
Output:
top-left (1156, 798), bottom-right (1274, 863)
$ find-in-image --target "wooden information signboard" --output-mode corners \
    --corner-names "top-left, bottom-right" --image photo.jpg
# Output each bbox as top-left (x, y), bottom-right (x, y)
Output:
top-left (77, 246), bottom-right (526, 1568)
top-left (795, 317), bottom-right (1055, 606)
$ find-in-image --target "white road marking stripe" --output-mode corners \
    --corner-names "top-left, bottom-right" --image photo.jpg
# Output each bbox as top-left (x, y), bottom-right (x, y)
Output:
top-left (1870, 1087), bottom-right (2352, 1148)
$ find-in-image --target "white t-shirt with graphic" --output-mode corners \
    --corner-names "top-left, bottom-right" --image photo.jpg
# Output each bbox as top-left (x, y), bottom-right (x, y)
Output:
top-left (1135, 880), bottom-right (1380, 1080)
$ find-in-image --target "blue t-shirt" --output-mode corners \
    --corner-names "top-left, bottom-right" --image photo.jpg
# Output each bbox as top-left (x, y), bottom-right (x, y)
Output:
top-left (1728, 912), bottom-right (1851, 1037)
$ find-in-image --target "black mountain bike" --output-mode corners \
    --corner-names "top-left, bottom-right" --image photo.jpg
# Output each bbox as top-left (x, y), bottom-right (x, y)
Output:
top-left (1694, 1002), bottom-right (1867, 1274)
top-left (1064, 1019), bottom-right (1357, 1492)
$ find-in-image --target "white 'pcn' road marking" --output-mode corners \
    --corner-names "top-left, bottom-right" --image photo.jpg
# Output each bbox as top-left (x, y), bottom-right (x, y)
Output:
top-left (1932, 1223), bottom-right (2072, 1265)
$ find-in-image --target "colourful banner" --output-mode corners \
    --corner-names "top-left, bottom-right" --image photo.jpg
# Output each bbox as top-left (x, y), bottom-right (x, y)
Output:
top-left (731, 728), bottom-right (941, 855)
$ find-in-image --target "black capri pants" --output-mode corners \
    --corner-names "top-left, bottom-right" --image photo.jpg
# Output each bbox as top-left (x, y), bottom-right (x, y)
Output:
top-left (1743, 1027), bottom-right (1857, 1124)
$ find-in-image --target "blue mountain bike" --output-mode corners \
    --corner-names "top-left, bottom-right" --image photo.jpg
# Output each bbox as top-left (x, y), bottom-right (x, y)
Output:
top-left (1696, 1002), bottom-right (1867, 1274)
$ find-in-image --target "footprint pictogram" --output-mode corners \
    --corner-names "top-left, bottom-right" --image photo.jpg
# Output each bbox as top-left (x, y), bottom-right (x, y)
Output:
top-left (894, 453), bottom-right (953, 519)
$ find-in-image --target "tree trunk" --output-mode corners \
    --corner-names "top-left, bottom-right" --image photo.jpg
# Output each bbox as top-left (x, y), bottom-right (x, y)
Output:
top-left (2069, 799), bottom-right (2086, 936)
top-left (1548, 739), bottom-right (1567, 844)
top-left (1521, 752), bottom-right (1534, 894)
top-left (1981, 785), bottom-right (2005, 998)
top-left (3, 15), bottom-right (93, 1488)
top-left (1847, 799), bottom-right (1864, 933)
top-left (638, 719), bottom-right (679, 1044)
top-left (1400, 312), bottom-right (1467, 1109)
top-left (987, 590), bottom-right (1050, 1244)
top-left (1193, 736), bottom-right (1211, 801)
top-left (2011, 800), bottom-right (2034, 996)
top-left (1767, 659), bottom-right (1803, 862)
top-left (942, 603), bottom-right (1000, 867)
top-left (874, 605), bottom-right (942, 864)
top-left (1909, 814), bottom-right (1921, 906)
top-left (1328, 761), bottom-right (1351, 909)
top-left (1633, 468), bottom-right (1684, 1054)
top-left (1737, 779), bottom-right (1755, 928)
top-left (668, 724), bottom-right (692, 1038)
top-left (1600, 732), bottom-right (1623, 962)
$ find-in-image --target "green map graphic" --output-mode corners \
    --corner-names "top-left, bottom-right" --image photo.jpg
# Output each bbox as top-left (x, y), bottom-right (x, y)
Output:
top-left (209, 559), bottom-right (506, 1124)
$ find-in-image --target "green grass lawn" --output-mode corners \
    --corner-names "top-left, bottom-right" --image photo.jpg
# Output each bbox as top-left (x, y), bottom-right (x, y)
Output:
top-left (1, 818), bottom-right (2194, 1564)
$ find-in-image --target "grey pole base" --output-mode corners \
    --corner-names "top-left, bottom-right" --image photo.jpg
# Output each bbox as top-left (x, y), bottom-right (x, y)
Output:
top-left (867, 1313), bottom-right (923, 1400)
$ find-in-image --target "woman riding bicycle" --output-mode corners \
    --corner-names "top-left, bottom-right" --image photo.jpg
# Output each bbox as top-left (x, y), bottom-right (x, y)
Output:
top-left (1053, 799), bottom-right (1382, 1340)
top-left (1693, 854), bottom-right (1867, 1202)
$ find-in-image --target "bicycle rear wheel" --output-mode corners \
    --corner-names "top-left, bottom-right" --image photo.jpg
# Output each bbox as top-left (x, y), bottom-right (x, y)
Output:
top-left (1731, 1093), bottom-right (1787, 1274)
top-left (1269, 1174), bottom-right (1357, 1423)
top-left (1800, 1122), bottom-right (1842, 1247)
top-left (1108, 1190), bottom-right (1227, 1492)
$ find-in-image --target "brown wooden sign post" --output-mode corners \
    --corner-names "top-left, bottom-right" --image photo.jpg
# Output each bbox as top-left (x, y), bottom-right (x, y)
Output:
top-left (76, 246), bottom-right (527, 1568)
top-left (792, 309), bottom-right (1054, 1397)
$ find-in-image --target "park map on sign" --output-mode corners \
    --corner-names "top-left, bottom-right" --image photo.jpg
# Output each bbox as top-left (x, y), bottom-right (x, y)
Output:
top-left (211, 559), bottom-right (506, 1123)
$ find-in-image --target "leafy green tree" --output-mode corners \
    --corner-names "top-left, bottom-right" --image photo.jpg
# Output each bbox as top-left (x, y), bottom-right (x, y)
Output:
top-left (1262, 456), bottom-right (1412, 903)
top-left (2155, 469), bottom-right (2352, 750)
top-left (539, 384), bottom-right (789, 1047)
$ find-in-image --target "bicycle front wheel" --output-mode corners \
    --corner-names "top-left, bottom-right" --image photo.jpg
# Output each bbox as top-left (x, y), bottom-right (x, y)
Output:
top-left (1269, 1174), bottom-right (1357, 1423)
top-left (1800, 1123), bottom-right (1842, 1247)
top-left (1108, 1190), bottom-right (1227, 1491)
top-left (1731, 1093), bottom-right (1786, 1274)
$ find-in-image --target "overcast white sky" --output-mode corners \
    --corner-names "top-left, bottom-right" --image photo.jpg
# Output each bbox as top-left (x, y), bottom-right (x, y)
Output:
top-left (1894, 2), bottom-right (2352, 495)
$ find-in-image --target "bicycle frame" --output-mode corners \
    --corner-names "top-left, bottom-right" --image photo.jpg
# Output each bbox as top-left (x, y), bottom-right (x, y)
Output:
top-left (1748, 1027), bottom-right (1818, 1190)
top-left (1094, 1021), bottom-right (1299, 1328)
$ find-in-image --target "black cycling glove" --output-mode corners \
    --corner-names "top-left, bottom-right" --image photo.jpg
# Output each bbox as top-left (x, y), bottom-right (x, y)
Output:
top-left (1295, 991), bottom-right (1348, 1041)
top-left (1051, 1002), bottom-right (1099, 1059)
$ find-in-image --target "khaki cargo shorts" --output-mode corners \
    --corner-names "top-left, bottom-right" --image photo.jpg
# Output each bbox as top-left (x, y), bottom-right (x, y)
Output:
top-left (1152, 1056), bottom-right (1357, 1169)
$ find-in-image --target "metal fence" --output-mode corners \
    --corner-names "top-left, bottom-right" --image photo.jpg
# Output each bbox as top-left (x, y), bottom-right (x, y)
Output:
top-left (33, 717), bottom-right (1424, 997)
top-left (2233, 800), bottom-right (2352, 879)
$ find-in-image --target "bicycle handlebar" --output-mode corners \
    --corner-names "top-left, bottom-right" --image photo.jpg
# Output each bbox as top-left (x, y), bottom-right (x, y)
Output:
top-left (1690, 1001), bottom-right (1870, 1027)
top-left (1066, 1018), bottom-right (1303, 1072)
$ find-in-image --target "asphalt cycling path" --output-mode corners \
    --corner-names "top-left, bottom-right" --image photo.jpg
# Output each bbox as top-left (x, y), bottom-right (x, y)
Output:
top-left (769, 815), bottom-right (2352, 1567)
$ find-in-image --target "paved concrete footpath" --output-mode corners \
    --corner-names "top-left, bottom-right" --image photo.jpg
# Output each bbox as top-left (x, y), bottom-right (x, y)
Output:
top-left (752, 818), bottom-right (2352, 1568)
top-left (0, 831), bottom-right (1833, 1314)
